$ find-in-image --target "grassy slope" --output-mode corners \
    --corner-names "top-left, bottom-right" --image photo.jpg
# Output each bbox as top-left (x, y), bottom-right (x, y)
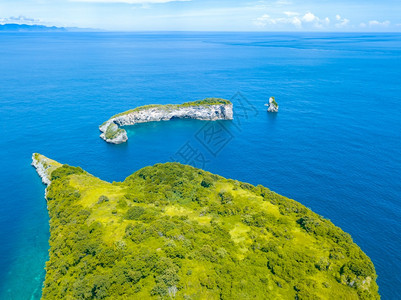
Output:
top-left (109, 98), bottom-right (231, 119)
top-left (40, 160), bottom-right (379, 300)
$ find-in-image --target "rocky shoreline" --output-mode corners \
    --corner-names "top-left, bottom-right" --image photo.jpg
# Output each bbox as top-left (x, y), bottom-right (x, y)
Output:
top-left (99, 99), bottom-right (233, 144)
top-left (31, 153), bottom-right (62, 197)
top-left (32, 154), bottom-right (54, 185)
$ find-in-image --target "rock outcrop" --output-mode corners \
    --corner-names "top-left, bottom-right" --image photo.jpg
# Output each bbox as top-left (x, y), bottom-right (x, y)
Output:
top-left (99, 122), bottom-right (128, 144)
top-left (99, 98), bottom-right (233, 144)
top-left (266, 97), bottom-right (279, 113)
top-left (32, 153), bottom-right (62, 198)
top-left (31, 153), bottom-right (62, 185)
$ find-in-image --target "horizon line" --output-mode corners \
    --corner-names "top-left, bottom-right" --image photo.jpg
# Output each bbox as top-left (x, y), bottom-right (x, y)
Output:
top-left (1, 23), bottom-right (401, 33)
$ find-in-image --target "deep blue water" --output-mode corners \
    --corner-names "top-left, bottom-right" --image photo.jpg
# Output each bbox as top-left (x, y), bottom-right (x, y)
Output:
top-left (0, 32), bottom-right (400, 299)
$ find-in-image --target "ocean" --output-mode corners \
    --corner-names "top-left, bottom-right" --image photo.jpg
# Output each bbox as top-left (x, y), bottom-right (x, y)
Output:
top-left (0, 32), bottom-right (400, 299)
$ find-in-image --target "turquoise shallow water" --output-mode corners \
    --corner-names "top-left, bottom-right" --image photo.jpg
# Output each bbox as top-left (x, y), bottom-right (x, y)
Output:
top-left (0, 32), bottom-right (400, 299)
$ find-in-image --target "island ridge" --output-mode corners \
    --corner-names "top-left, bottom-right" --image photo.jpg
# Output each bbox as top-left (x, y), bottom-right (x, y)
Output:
top-left (32, 153), bottom-right (379, 299)
top-left (99, 98), bottom-right (233, 144)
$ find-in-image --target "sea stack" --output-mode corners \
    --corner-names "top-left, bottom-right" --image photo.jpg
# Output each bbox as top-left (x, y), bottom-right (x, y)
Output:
top-left (266, 97), bottom-right (279, 112)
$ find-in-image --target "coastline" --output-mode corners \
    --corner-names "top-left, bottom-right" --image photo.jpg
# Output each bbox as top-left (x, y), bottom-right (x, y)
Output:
top-left (99, 98), bottom-right (233, 144)
top-left (31, 153), bottom-right (380, 299)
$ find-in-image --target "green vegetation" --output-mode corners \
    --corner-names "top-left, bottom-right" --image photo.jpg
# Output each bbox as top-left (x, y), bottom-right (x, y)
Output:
top-left (98, 195), bottom-right (110, 204)
top-left (39, 158), bottom-right (379, 300)
top-left (33, 153), bottom-right (62, 177)
top-left (110, 98), bottom-right (231, 119)
top-left (104, 123), bottom-right (125, 140)
top-left (271, 97), bottom-right (278, 108)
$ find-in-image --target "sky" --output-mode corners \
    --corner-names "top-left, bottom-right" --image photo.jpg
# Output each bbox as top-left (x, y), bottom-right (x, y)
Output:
top-left (0, 0), bottom-right (400, 31)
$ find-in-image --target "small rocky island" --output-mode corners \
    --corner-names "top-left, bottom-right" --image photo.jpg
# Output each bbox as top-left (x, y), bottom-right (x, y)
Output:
top-left (32, 153), bottom-right (379, 299)
top-left (266, 97), bottom-right (279, 113)
top-left (99, 98), bottom-right (233, 144)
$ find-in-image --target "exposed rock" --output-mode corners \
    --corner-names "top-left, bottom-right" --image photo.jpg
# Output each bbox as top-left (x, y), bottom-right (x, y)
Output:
top-left (100, 122), bottom-right (128, 144)
top-left (31, 153), bottom-right (61, 185)
top-left (31, 153), bottom-right (62, 197)
top-left (99, 99), bottom-right (233, 144)
top-left (266, 97), bottom-right (279, 113)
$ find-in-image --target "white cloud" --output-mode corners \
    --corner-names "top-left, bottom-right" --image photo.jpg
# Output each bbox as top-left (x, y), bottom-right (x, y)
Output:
top-left (301, 12), bottom-right (330, 28)
top-left (335, 14), bottom-right (349, 28)
top-left (302, 12), bottom-right (318, 23)
top-left (283, 11), bottom-right (299, 17)
top-left (70, 0), bottom-right (189, 3)
top-left (254, 14), bottom-right (295, 28)
top-left (254, 11), bottom-right (332, 29)
top-left (369, 20), bottom-right (390, 27)
top-left (275, 0), bottom-right (293, 5)
top-left (0, 16), bottom-right (42, 25)
top-left (254, 14), bottom-right (271, 27)
top-left (291, 17), bottom-right (302, 28)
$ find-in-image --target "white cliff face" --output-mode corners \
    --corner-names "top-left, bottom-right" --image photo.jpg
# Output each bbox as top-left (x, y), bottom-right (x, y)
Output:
top-left (100, 122), bottom-right (128, 144)
top-left (32, 154), bottom-right (52, 185)
top-left (267, 97), bottom-right (279, 113)
top-left (99, 103), bottom-right (233, 144)
top-left (112, 104), bottom-right (233, 126)
top-left (32, 153), bottom-right (63, 198)
top-left (100, 130), bottom-right (128, 144)
top-left (32, 153), bottom-right (63, 199)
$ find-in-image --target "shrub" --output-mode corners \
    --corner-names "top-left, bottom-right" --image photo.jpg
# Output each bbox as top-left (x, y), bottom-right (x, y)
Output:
top-left (219, 191), bottom-right (233, 204)
top-left (51, 164), bottom-right (84, 180)
top-left (98, 195), bottom-right (109, 204)
top-left (125, 206), bottom-right (145, 220)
